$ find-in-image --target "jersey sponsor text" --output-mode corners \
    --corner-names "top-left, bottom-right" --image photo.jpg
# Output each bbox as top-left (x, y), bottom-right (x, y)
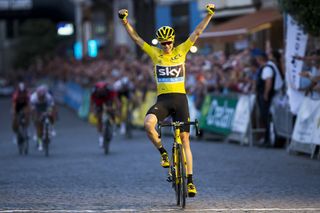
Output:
top-left (156, 64), bottom-right (184, 83)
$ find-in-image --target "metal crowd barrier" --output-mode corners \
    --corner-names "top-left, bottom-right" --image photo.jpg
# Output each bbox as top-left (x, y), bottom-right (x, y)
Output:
top-left (288, 92), bottom-right (320, 159)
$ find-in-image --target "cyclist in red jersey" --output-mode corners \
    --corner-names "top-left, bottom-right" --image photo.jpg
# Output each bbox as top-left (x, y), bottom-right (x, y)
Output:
top-left (12, 82), bottom-right (30, 142)
top-left (90, 81), bottom-right (120, 146)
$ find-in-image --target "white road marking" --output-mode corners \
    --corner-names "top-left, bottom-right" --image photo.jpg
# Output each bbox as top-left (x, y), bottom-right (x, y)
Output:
top-left (2, 208), bottom-right (320, 212)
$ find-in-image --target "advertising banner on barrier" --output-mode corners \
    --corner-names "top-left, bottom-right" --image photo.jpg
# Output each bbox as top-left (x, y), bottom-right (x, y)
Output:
top-left (187, 95), bottom-right (199, 136)
top-left (285, 15), bottom-right (308, 90)
top-left (232, 94), bottom-right (256, 134)
top-left (187, 95), bottom-right (198, 122)
top-left (285, 14), bottom-right (308, 114)
top-left (52, 80), bottom-right (66, 104)
top-left (64, 81), bottom-right (84, 111)
top-left (200, 95), bottom-right (238, 135)
top-left (78, 88), bottom-right (91, 119)
top-left (292, 97), bottom-right (320, 144)
top-left (312, 116), bottom-right (320, 145)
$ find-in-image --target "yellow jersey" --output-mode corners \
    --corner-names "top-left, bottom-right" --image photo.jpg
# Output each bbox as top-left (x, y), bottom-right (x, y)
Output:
top-left (142, 38), bottom-right (194, 95)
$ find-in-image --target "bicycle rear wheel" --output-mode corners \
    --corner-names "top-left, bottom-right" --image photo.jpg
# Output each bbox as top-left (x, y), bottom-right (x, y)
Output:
top-left (178, 144), bottom-right (187, 208)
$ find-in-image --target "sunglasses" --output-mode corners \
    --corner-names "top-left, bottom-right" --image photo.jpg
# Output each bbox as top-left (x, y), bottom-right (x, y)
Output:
top-left (160, 41), bottom-right (173, 46)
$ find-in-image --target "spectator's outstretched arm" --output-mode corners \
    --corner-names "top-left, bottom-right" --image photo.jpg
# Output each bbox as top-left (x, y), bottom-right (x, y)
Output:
top-left (119, 9), bottom-right (144, 48)
top-left (300, 71), bottom-right (320, 83)
top-left (312, 76), bottom-right (320, 83)
top-left (293, 55), bottom-right (320, 61)
top-left (189, 4), bottom-right (215, 43)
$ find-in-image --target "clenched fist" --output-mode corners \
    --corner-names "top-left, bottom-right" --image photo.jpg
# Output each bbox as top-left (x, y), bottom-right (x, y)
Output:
top-left (206, 4), bottom-right (215, 15)
top-left (118, 9), bottom-right (128, 20)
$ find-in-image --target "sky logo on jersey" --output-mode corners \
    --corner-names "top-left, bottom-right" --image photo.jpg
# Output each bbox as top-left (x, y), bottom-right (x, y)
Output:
top-left (156, 64), bottom-right (184, 83)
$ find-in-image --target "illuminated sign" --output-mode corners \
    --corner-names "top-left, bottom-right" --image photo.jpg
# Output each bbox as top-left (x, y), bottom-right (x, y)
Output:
top-left (57, 23), bottom-right (74, 36)
top-left (88, 40), bottom-right (98, 58)
top-left (74, 42), bottom-right (82, 60)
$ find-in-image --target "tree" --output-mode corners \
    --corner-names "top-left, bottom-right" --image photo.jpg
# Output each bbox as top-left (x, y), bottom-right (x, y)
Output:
top-left (278, 0), bottom-right (320, 36)
top-left (14, 19), bottom-right (59, 68)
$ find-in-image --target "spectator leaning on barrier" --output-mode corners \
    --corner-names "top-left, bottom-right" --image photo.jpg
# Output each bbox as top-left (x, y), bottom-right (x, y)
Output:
top-left (255, 51), bottom-right (283, 147)
top-left (297, 49), bottom-right (320, 97)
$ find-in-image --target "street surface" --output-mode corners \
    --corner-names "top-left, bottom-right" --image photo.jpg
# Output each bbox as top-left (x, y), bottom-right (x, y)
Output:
top-left (1, 97), bottom-right (320, 212)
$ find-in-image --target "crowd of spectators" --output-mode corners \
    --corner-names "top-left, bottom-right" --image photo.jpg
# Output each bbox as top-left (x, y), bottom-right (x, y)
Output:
top-left (3, 42), bottom-right (319, 146)
top-left (5, 41), bottom-right (320, 105)
top-left (7, 43), bottom-right (277, 99)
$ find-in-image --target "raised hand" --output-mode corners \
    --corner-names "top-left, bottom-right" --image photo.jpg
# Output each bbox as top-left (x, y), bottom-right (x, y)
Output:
top-left (118, 9), bottom-right (128, 20)
top-left (206, 4), bottom-right (215, 15)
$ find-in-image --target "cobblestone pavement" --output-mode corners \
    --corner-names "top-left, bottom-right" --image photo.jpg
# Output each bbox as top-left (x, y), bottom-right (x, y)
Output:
top-left (1, 98), bottom-right (320, 212)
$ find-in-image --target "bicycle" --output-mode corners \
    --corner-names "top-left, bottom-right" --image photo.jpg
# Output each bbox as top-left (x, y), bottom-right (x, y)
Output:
top-left (158, 120), bottom-right (200, 208)
top-left (102, 106), bottom-right (114, 155)
top-left (124, 101), bottom-right (133, 139)
top-left (17, 111), bottom-right (29, 155)
top-left (41, 112), bottom-right (52, 157)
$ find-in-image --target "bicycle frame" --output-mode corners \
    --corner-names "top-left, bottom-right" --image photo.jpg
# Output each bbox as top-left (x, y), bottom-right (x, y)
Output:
top-left (158, 120), bottom-right (200, 208)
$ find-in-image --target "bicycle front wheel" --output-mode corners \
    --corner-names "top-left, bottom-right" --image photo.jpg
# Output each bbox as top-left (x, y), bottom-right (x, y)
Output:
top-left (24, 139), bottom-right (29, 155)
top-left (178, 144), bottom-right (187, 208)
top-left (17, 137), bottom-right (24, 155)
top-left (43, 139), bottom-right (49, 157)
top-left (103, 139), bottom-right (110, 154)
top-left (174, 146), bottom-right (181, 206)
top-left (103, 119), bottom-right (112, 155)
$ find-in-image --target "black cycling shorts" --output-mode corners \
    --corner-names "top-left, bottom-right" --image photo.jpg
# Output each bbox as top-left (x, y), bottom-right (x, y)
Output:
top-left (146, 93), bottom-right (190, 132)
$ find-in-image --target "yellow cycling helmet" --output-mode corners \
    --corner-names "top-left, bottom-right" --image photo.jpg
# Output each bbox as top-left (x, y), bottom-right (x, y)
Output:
top-left (156, 26), bottom-right (175, 42)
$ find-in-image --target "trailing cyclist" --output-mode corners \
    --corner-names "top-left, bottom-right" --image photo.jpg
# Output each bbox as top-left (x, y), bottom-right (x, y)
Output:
top-left (119, 3), bottom-right (215, 197)
top-left (90, 81), bottom-right (120, 147)
top-left (30, 85), bottom-right (56, 151)
top-left (12, 82), bottom-right (30, 144)
top-left (116, 76), bottom-right (135, 137)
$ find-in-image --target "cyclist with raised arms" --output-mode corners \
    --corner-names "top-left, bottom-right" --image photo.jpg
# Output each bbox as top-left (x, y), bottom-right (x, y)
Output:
top-left (119, 3), bottom-right (215, 197)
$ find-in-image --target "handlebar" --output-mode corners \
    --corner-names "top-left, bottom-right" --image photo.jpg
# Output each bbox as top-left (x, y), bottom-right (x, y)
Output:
top-left (157, 119), bottom-right (200, 138)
